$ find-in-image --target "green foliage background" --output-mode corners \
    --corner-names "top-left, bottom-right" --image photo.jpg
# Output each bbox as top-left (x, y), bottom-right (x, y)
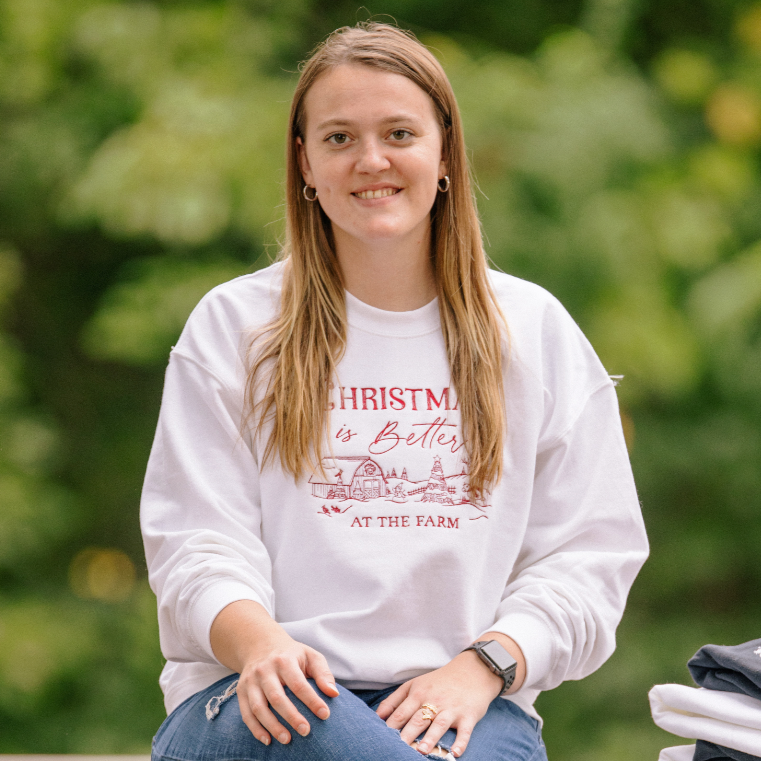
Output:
top-left (1, 0), bottom-right (761, 756)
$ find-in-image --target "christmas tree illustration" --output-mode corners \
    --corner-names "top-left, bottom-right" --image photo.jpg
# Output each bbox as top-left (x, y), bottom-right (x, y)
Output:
top-left (421, 456), bottom-right (454, 505)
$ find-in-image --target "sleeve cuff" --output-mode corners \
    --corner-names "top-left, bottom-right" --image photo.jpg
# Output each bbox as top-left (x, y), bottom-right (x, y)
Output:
top-left (189, 581), bottom-right (269, 663)
top-left (480, 611), bottom-right (556, 691)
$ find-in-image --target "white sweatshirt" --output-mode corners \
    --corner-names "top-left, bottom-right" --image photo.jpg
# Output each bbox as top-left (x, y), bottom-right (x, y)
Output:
top-left (140, 262), bottom-right (648, 721)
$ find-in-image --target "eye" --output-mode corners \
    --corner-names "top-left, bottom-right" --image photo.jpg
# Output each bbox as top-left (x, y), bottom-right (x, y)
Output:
top-left (327, 133), bottom-right (349, 145)
top-left (390, 129), bottom-right (412, 141)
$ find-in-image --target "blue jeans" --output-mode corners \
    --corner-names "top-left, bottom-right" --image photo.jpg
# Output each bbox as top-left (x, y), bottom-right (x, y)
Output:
top-left (152, 674), bottom-right (548, 761)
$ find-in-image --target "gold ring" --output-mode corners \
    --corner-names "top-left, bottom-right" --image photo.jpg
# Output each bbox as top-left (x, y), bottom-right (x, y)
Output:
top-left (420, 702), bottom-right (439, 721)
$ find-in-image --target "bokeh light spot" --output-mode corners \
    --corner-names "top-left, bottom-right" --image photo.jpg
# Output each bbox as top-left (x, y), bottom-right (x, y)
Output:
top-left (69, 548), bottom-right (136, 603)
top-left (688, 144), bottom-right (755, 199)
top-left (736, 4), bottom-right (761, 53)
top-left (653, 49), bottom-right (717, 105)
top-left (705, 84), bottom-right (761, 146)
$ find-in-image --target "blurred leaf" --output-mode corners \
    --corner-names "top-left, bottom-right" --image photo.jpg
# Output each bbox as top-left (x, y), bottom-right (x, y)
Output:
top-left (64, 120), bottom-right (235, 244)
top-left (580, 0), bottom-right (638, 50)
top-left (688, 144), bottom-right (756, 200)
top-left (0, 414), bottom-right (60, 474)
top-left (0, 468), bottom-right (73, 568)
top-left (0, 598), bottom-right (99, 713)
top-left (0, 242), bottom-right (22, 293)
top-left (653, 49), bottom-right (718, 106)
top-left (63, 4), bottom-right (291, 244)
top-left (710, 329), bottom-right (761, 404)
top-left (588, 286), bottom-right (701, 399)
top-left (687, 241), bottom-right (761, 336)
top-left (735, 3), bottom-right (761, 54)
top-left (576, 189), bottom-right (655, 281)
top-left (0, 334), bottom-right (24, 407)
top-left (519, 30), bottom-right (670, 199)
top-left (0, 0), bottom-right (64, 106)
top-left (649, 188), bottom-right (730, 269)
top-left (81, 256), bottom-right (249, 365)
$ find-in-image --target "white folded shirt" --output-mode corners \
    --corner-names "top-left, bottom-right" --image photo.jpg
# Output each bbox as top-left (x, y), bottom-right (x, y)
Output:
top-left (649, 683), bottom-right (761, 756)
top-left (659, 745), bottom-right (696, 761)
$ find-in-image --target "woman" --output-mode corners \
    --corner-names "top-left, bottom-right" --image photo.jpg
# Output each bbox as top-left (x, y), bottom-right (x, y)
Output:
top-left (142, 22), bottom-right (648, 761)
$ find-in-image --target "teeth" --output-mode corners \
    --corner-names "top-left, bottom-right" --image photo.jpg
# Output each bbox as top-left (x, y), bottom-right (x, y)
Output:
top-left (354, 188), bottom-right (399, 199)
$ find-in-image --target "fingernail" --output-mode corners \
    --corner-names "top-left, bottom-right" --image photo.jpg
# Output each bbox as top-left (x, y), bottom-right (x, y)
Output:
top-left (260, 736), bottom-right (270, 745)
top-left (298, 723), bottom-right (309, 736)
top-left (453, 748), bottom-right (460, 756)
top-left (278, 732), bottom-right (289, 744)
top-left (418, 743), bottom-right (428, 753)
top-left (318, 707), bottom-right (329, 720)
top-left (327, 682), bottom-right (337, 692)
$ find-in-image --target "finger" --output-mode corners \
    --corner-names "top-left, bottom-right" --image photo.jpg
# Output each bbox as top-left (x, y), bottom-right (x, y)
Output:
top-left (244, 682), bottom-right (292, 745)
top-left (376, 682), bottom-right (410, 720)
top-left (237, 685), bottom-right (272, 746)
top-left (252, 677), bottom-right (298, 743)
top-left (262, 677), bottom-right (311, 739)
top-left (305, 648), bottom-right (339, 699)
top-left (415, 710), bottom-right (455, 756)
top-left (385, 693), bottom-right (421, 732)
top-left (450, 720), bottom-right (476, 757)
top-left (400, 715), bottom-right (435, 746)
top-left (282, 663), bottom-right (331, 721)
top-left (398, 703), bottom-right (437, 745)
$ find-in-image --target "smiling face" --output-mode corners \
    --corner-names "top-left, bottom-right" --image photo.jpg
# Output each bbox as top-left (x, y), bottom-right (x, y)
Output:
top-left (297, 64), bottom-right (447, 255)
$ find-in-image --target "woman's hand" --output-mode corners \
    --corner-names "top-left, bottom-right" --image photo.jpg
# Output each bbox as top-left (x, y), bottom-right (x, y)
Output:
top-left (376, 633), bottom-right (526, 757)
top-left (210, 600), bottom-right (339, 746)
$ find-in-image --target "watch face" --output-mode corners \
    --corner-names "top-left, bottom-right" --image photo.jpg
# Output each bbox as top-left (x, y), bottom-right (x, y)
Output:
top-left (481, 640), bottom-right (517, 672)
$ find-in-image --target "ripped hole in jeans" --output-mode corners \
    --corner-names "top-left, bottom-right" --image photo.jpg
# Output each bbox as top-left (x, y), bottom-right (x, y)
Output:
top-left (205, 679), bottom-right (239, 720)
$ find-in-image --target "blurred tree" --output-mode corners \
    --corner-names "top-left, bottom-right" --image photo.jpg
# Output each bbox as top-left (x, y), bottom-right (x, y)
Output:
top-left (1, 0), bottom-right (761, 756)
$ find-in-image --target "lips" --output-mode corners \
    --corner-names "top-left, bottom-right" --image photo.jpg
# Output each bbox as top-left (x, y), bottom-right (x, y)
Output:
top-left (352, 188), bottom-right (401, 200)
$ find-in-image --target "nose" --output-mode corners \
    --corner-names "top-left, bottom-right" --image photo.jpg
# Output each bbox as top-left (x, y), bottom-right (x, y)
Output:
top-left (355, 138), bottom-right (391, 174)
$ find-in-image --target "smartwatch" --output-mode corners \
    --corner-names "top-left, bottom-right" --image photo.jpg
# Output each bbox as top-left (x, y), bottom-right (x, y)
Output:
top-left (463, 640), bottom-right (518, 696)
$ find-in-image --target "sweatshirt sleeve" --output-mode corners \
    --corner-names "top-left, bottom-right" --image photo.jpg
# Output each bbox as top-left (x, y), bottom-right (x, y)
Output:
top-left (484, 379), bottom-right (648, 691)
top-left (140, 347), bottom-right (274, 665)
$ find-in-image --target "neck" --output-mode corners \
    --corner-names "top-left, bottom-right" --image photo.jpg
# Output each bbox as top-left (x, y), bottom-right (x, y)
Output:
top-left (334, 226), bottom-right (437, 312)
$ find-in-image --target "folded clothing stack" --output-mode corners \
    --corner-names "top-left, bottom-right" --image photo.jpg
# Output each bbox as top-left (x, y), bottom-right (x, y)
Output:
top-left (650, 638), bottom-right (761, 761)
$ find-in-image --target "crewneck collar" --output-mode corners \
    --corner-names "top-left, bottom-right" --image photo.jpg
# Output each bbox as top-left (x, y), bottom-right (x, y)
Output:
top-left (344, 290), bottom-right (441, 337)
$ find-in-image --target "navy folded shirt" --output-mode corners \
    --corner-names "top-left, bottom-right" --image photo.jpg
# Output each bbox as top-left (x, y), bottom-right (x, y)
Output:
top-left (693, 740), bottom-right (759, 761)
top-left (688, 639), bottom-right (761, 701)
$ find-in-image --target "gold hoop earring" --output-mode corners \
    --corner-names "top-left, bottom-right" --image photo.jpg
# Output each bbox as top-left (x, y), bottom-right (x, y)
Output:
top-left (303, 185), bottom-right (318, 201)
top-left (437, 176), bottom-right (450, 193)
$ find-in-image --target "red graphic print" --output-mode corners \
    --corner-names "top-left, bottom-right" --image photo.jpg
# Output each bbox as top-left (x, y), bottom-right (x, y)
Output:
top-left (308, 454), bottom-right (488, 510)
top-left (317, 384), bottom-right (487, 529)
top-left (317, 503), bottom-right (353, 517)
top-left (421, 456), bottom-right (454, 505)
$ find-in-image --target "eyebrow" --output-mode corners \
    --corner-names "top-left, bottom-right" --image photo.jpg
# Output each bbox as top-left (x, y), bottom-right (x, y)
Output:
top-left (314, 114), bottom-right (423, 131)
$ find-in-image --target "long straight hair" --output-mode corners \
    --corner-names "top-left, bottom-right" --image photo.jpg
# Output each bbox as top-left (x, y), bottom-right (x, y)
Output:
top-left (246, 22), bottom-right (507, 497)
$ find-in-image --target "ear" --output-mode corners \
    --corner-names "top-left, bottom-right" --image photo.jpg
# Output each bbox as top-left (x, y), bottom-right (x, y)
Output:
top-left (296, 136), bottom-right (314, 187)
top-left (438, 158), bottom-right (447, 181)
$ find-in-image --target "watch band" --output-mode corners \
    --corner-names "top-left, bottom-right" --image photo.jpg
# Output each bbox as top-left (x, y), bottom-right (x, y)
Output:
top-left (463, 640), bottom-right (517, 696)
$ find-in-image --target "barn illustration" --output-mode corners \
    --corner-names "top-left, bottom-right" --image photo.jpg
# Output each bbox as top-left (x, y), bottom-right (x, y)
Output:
top-left (309, 456), bottom-right (388, 501)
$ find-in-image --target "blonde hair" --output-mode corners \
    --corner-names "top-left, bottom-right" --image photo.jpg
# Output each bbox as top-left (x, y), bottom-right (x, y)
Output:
top-left (246, 22), bottom-right (506, 497)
